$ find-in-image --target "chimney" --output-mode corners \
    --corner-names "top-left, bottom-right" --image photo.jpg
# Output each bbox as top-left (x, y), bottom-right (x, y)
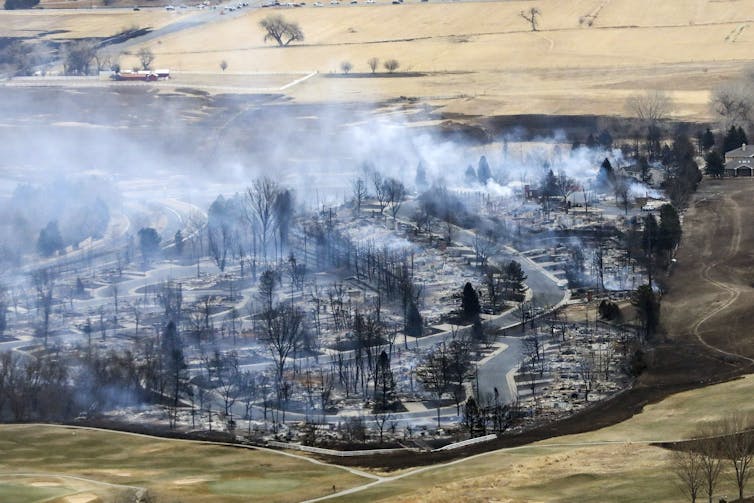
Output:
top-left (744, 143), bottom-right (747, 151)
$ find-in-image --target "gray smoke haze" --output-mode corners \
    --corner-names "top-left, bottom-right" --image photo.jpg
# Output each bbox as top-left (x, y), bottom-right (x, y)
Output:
top-left (0, 86), bottom-right (640, 280)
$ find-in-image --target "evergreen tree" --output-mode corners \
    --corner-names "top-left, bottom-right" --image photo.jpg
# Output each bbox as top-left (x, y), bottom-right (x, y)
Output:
top-left (540, 169), bottom-right (558, 197)
top-left (632, 285), bottom-right (660, 341)
top-left (464, 165), bottom-right (477, 184)
top-left (471, 315), bottom-right (484, 342)
top-left (638, 156), bottom-right (652, 184)
top-left (462, 396), bottom-right (481, 435)
top-left (597, 129), bottom-right (613, 149)
top-left (405, 301), bottom-right (423, 339)
top-left (461, 282), bottom-right (481, 321)
top-left (723, 125), bottom-right (741, 153)
top-left (477, 155), bottom-right (492, 184)
top-left (596, 158), bottom-right (615, 190)
top-left (585, 133), bottom-right (596, 149)
top-left (373, 350), bottom-right (397, 412)
top-left (737, 126), bottom-right (748, 147)
top-left (415, 161), bottom-right (427, 190)
top-left (504, 260), bottom-right (528, 297)
top-left (657, 203), bottom-right (682, 254)
top-left (37, 221), bottom-right (64, 257)
top-left (137, 227), bottom-right (161, 264)
top-left (661, 144), bottom-right (674, 168)
top-left (174, 230), bottom-right (184, 256)
top-left (701, 128), bottom-right (716, 151)
top-left (704, 150), bottom-right (725, 178)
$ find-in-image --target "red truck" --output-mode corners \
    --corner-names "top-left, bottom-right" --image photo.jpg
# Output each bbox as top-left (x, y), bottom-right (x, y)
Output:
top-left (112, 71), bottom-right (158, 82)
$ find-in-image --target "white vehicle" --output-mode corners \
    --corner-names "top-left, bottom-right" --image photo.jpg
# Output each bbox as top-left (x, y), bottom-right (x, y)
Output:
top-left (329, 0), bottom-right (339, 4)
top-left (313, 2), bottom-right (323, 5)
top-left (165, 4), bottom-right (175, 10)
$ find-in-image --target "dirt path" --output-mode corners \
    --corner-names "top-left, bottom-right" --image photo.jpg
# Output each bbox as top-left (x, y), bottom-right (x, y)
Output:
top-left (691, 191), bottom-right (754, 363)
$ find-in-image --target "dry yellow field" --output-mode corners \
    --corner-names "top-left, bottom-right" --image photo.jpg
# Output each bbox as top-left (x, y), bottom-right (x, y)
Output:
top-left (103, 0), bottom-right (754, 119)
top-left (0, 9), bottom-right (189, 39)
top-left (4, 0), bottom-right (753, 118)
top-left (336, 373), bottom-right (754, 502)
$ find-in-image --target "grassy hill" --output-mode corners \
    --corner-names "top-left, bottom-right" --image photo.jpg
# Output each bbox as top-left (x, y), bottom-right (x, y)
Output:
top-left (0, 424), bottom-right (369, 502)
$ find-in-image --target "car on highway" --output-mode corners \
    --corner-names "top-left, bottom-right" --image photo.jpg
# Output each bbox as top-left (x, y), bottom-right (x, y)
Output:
top-left (329, 0), bottom-right (339, 4)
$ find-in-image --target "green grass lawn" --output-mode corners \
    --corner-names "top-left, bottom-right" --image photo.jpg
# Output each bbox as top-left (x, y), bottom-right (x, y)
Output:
top-left (0, 481), bottom-right (75, 503)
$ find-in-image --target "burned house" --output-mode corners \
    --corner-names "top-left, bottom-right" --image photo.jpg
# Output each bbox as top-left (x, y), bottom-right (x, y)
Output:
top-left (725, 143), bottom-right (754, 177)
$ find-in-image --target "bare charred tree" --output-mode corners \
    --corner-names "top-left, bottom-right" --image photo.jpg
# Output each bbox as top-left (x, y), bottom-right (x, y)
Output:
top-left (260, 304), bottom-right (305, 421)
top-left (473, 228), bottom-right (495, 269)
top-left (416, 342), bottom-right (451, 428)
top-left (273, 189), bottom-right (294, 260)
top-left (157, 280), bottom-right (183, 326)
top-left (372, 171), bottom-right (389, 215)
top-left (384, 178), bottom-right (406, 222)
top-left (259, 14), bottom-right (304, 46)
top-left (32, 268), bottom-right (55, 347)
top-left (213, 350), bottom-right (241, 416)
top-left (131, 298), bottom-right (143, 338)
top-left (520, 7), bottom-right (541, 31)
top-left (161, 321), bottom-right (187, 429)
top-left (447, 335), bottom-right (473, 415)
top-left (207, 224), bottom-right (232, 272)
top-left (352, 177), bottom-right (368, 214)
top-left (578, 352), bottom-right (596, 401)
top-left (372, 411), bottom-right (393, 443)
top-left (319, 367), bottom-right (335, 421)
top-left (484, 267), bottom-right (504, 313)
top-left (110, 281), bottom-right (119, 322)
top-left (615, 178), bottom-right (631, 215)
top-left (555, 171), bottom-right (577, 213)
top-left (0, 285), bottom-right (7, 339)
top-left (246, 178), bottom-right (280, 262)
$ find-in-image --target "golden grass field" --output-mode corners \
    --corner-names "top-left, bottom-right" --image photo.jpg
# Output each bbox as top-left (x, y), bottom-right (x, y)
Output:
top-left (106, 0), bottom-right (754, 119)
top-left (0, 9), bottom-right (185, 39)
top-left (0, 425), bottom-right (369, 502)
top-left (333, 373), bottom-right (754, 502)
top-left (3, 0), bottom-right (754, 118)
top-left (4, 373), bottom-right (754, 502)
